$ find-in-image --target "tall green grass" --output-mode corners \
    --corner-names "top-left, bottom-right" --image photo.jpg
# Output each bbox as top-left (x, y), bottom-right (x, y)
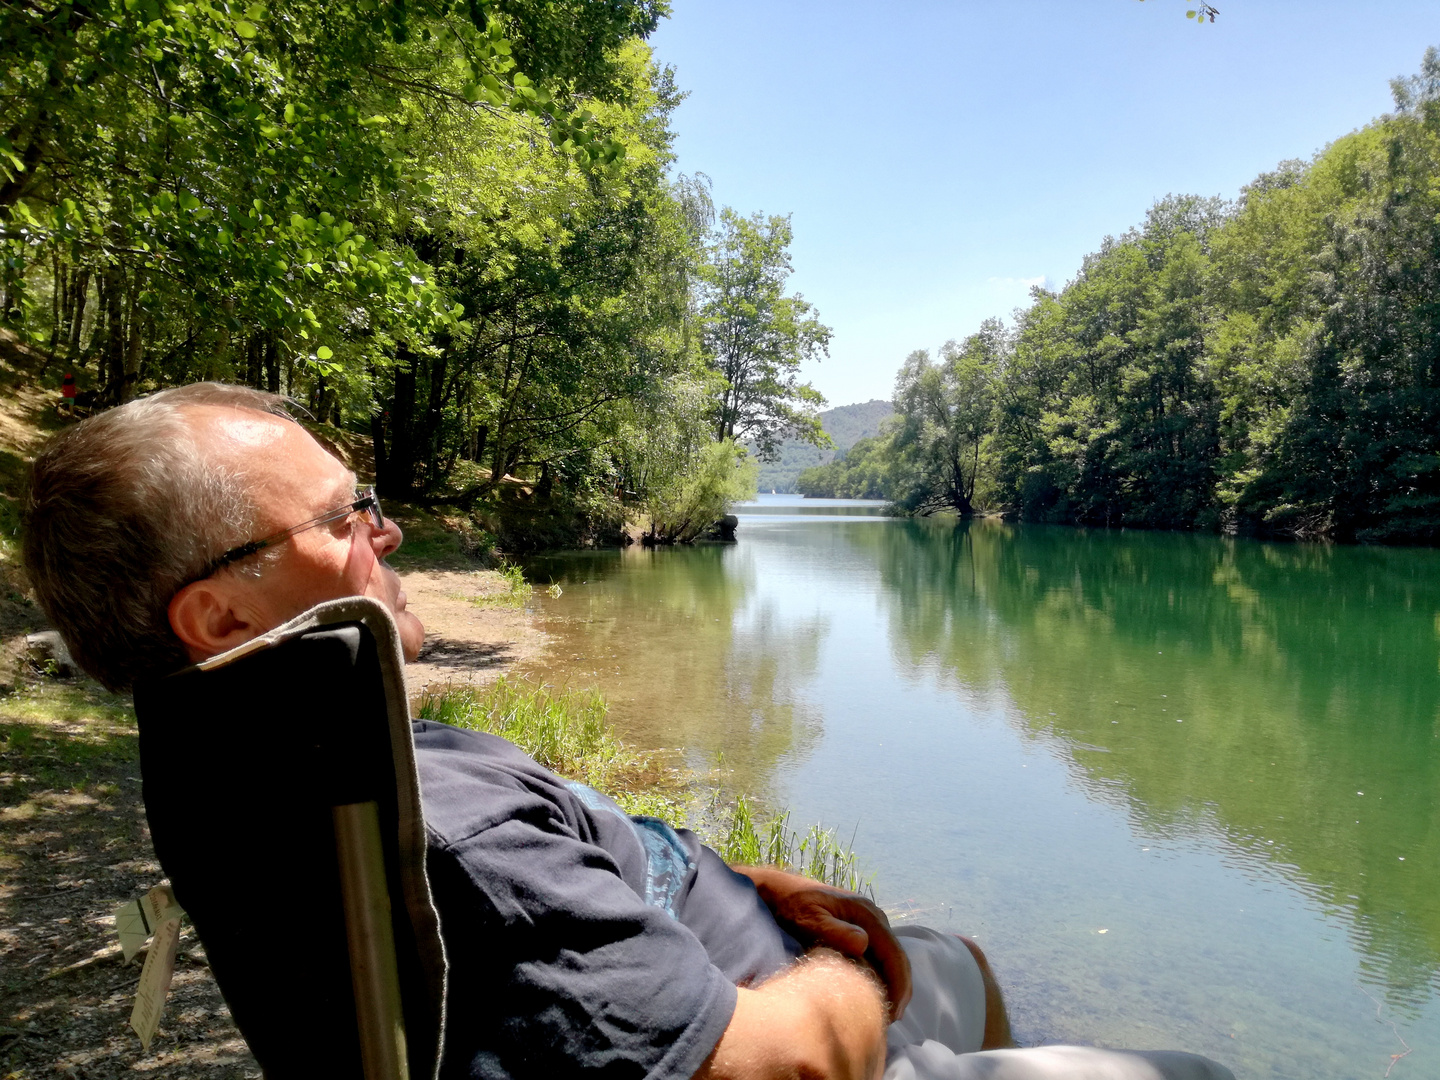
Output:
top-left (419, 676), bottom-right (614, 777)
top-left (417, 677), bottom-right (676, 817)
top-left (418, 679), bottom-right (874, 891)
top-left (715, 796), bottom-right (874, 897)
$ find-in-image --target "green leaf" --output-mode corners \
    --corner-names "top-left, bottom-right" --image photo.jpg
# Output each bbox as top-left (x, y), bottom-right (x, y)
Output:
top-left (284, 103), bottom-right (295, 124)
top-left (235, 19), bottom-right (257, 37)
top-left (317, 345), bottom-right (333, 359)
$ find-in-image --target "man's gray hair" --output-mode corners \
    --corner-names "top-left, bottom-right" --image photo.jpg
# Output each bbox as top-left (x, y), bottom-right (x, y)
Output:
top-left (23, 383), bottom-right (293, 691)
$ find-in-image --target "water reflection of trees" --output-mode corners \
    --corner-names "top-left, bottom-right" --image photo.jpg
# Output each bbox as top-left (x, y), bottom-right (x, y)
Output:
top-left (525, 544), bottom-right (825, 798)
top-left (856, 518), bottom-right (1440, 1010)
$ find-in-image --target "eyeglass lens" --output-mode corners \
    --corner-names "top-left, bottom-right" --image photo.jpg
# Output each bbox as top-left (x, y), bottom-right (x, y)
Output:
top-left (361, 489), bottom-right (384, 531)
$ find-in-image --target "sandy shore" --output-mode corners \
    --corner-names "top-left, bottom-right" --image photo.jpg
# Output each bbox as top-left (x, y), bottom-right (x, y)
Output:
top-left (398, 569), bottom-right (549, 703)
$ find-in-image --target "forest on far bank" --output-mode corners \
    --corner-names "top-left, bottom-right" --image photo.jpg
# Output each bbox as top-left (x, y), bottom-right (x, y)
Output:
top-left (753, 399), bottom-right (892, 493)
top-left (802, 49), bottom-right (1440, 545)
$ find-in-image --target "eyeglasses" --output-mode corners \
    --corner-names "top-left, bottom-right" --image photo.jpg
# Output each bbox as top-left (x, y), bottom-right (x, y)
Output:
top-left (206, 486), bottom-right (384, 576)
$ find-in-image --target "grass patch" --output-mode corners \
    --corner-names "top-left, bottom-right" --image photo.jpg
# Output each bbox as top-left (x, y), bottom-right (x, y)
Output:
top-left (0, 450), bottom-right (25, 565)
top-left (418, 679), bottom-right (873, 888)
top-left (421, 676), bottom-right (618, 780)
top-left (384, 504), bottom-right (498, 572)
top-left (447, 560), bottom-right (537, 610)
top-left (1, 680), bottom-right (136, 727)
top-left (0, 680), bottom-right (139, 800)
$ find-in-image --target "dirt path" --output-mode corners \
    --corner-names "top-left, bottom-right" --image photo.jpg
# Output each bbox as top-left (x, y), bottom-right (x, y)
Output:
top-left (1, 565), bottom-right (549, 1079)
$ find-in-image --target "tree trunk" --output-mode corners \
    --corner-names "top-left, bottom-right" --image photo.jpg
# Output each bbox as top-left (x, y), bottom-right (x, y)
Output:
top-left (370, 409), bottom-right (389, 491)
top-left (122, 292), bottom-right (144, 403)
top-left (65, 268), bottom-right (90, 362)
top-left (246, 333), bottom-right (262, 389)
top-left (949, 450), bottom-right (975, 516)
top-left (99, 266), bottom-right (126, 404)
top-left (414, 351), bottom-right (449, 487)
top-left (213, 298), bottom-right (235, 379)
top-left (263, 333), bottom-right (280, 393)
top-left (49, 251), bottom-right (63, 357)
top-left (379, 347), bottom-right (418, 495)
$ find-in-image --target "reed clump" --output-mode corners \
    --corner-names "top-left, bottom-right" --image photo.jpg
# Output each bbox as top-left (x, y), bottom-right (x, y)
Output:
top-left (715, 796), bottom-right (874, 897)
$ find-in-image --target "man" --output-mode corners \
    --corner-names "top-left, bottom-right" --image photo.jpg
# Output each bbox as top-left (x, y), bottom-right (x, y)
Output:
top-left (23, 383), bottom-right (1234, 1080)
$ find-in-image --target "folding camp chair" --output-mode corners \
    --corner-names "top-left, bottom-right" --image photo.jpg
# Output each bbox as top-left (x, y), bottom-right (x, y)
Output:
top-left (133, 597), bottom-right (447, 1080)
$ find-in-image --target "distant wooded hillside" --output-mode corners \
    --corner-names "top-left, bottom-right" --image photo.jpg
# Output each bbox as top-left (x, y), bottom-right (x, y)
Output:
top-left (754, 400), bottom-right (894, 493)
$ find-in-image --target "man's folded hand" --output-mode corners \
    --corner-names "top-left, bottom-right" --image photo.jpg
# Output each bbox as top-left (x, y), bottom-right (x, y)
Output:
top-left (730, 865), bottom-right (912, 1022)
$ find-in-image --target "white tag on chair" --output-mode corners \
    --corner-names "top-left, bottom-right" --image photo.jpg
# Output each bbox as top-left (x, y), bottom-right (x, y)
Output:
top-left (115, 900), bottom-right (150, 964)
top-left (115, 885), bottom-right (187, 1049)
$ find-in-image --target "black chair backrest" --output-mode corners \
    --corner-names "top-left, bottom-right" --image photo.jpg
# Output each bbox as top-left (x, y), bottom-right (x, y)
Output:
top-left (133, 598), bottom-right (446, 1080)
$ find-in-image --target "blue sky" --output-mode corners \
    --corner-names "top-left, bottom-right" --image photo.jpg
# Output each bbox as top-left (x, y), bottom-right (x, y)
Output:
top-left (648, 1), bottom-right (1440, 407)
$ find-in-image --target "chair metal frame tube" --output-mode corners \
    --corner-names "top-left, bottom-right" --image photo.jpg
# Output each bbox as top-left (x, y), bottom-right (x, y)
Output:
top-left (333, 800), bottom-right (410, 1080)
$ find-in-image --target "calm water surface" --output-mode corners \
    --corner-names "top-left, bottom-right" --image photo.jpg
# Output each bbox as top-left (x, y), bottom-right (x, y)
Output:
top-left (522, 496), bottom-right (1440, 1080)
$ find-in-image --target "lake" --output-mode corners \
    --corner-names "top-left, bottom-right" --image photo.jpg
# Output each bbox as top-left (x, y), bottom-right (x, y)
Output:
top-left (522, 495), bottom-right (1440, 1080)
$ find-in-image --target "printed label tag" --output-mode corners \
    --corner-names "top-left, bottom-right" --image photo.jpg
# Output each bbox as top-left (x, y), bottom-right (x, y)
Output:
top-left (129, 915), bottom-right (181, 1050)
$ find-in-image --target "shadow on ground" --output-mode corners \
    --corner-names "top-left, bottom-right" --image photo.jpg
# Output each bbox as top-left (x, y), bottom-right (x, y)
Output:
top-left (417, 636), bottom-right (516, 671)
top-left (0, 679), bottom-right (258, 1078)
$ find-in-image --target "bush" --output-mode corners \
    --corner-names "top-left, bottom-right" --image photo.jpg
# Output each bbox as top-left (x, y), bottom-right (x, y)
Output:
top-left (643, 439), bottom-right (757, 544)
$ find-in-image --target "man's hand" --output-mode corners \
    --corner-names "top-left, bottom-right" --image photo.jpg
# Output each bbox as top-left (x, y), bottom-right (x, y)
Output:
top-left (731, 865), bottom-right (911, 1022)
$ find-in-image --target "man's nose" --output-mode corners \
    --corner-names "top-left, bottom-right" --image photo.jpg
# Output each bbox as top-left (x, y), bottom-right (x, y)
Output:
top-left (371, 516), bottom-right (403, 559)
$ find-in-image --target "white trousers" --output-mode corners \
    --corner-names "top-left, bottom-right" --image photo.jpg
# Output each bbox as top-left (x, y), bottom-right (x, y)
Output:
top-left (884, 927), bottom-right (1237, 1080)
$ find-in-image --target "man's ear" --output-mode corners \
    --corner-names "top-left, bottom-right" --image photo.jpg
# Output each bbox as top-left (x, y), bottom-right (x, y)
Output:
top-left (168, 579), bottom-right (263, 661)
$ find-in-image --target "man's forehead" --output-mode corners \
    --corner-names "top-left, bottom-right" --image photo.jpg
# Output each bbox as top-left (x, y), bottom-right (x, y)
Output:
top-left (183, 403), bottom-right (293, 451)
top-left (183, 404), bottom-right (354, 500)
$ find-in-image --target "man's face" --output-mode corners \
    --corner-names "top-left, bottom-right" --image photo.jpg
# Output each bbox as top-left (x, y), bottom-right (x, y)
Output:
top-left (183, 405), bottom-right (425, 661)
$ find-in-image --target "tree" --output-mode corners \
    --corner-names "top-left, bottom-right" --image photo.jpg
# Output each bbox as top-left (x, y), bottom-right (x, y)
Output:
top-left (947, 49), bottom-right (1440, 542)
top-left (641, 439), bottom-right (757, 544)
top-left (0, 0), bottom-right (662, 403)
top-left (700, 209), bottom-right (831, 460)
top-left (889, 321), bottom-right (1004, 516)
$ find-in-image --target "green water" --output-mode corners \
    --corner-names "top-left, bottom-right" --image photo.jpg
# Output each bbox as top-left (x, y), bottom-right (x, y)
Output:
top-left (524, 498), bottom-right (1440, 1079)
